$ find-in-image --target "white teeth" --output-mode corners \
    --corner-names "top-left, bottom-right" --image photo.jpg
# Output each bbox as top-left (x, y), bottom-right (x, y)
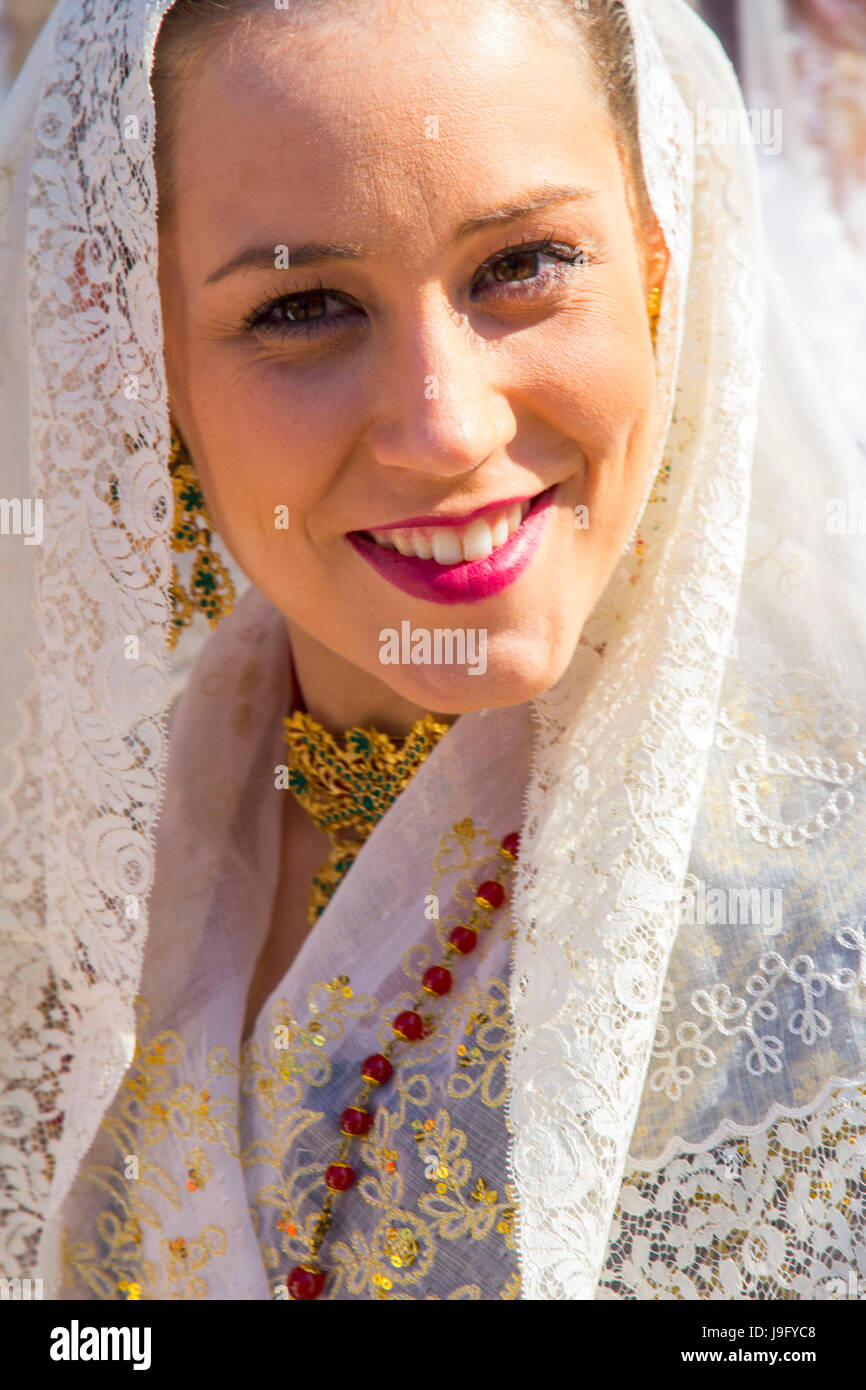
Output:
top-left (431, 529), bottom-right (464, 565)
top-left (461, 518), bottom-right (494, 562)
top-left (367, 494), bottom-right (539, 564)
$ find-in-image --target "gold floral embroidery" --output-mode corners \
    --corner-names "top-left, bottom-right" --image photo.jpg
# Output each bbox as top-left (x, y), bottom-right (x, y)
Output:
top-left (447, 978), bottom-right (512, 1107)
top-left (383, 1224), bottom-right (419, 1268)
top-left (292, 824), bottom-right (521, 1297)
top-left (499, 1270), bottom-right (522, 1300)
top-left (61, 822), bottom-right (521, 1301)
top-left (185, 1147), bottom-right (209, 1192)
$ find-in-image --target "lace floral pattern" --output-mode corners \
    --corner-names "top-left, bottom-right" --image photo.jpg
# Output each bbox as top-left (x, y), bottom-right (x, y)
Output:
top-left (0, 0), bottom-right (175, 1276)
top-left (603, 1082), bottom-right (866, 1299)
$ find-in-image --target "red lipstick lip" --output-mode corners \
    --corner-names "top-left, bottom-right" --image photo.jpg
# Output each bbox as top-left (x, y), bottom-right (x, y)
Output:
top-left (353, 491), bottom-right (540, 535)
top-left (348, 483), bottom-right (558, 605)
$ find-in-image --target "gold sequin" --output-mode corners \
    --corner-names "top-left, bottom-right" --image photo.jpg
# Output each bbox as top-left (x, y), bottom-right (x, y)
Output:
top-left (384, 1224), bottom-right (419, 1269)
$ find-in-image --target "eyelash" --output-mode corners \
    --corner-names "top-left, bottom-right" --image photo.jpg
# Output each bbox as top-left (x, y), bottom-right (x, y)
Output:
top-left (241, 236), bottom-right (590, 340)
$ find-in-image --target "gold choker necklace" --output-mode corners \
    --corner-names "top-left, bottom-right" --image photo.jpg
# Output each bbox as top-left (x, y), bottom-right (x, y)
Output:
top-left (282, 710), bottom-right (451, 924)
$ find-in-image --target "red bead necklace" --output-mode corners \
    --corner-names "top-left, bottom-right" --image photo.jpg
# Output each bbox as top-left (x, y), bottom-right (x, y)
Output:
top-left (286, 828), bottom-right (521, 1300)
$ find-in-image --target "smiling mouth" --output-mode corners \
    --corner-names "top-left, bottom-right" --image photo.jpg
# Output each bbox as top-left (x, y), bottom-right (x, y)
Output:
top-left (351, 487), bottom-right (554, 566)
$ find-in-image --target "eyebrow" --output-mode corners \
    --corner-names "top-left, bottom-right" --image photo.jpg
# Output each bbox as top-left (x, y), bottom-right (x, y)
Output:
top-left (204, 183), bottom-right (599, 286)
top-left (455, 182), bottom-right (599, 238)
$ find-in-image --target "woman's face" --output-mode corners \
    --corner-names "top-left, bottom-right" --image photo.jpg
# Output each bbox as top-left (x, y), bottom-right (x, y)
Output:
top-left (158, 0), bottom-right (668, 713)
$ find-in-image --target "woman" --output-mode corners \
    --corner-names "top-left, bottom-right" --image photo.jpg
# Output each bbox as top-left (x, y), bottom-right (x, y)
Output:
top-left (1, 0), bottom-right (865, 1301)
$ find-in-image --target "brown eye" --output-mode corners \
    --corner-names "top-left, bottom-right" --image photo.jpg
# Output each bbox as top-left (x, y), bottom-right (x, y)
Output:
top-left (492, 251), bottom-right (540, 282)
top-left (472, 240), bottom-right (587, 302)
top-left (278, 293), bottom-right (327, 322)
top-left (244, 287), bottom-right (360, 339)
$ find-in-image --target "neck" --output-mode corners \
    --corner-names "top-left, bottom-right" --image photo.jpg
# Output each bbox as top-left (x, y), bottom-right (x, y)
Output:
top-left (285, 618), bottom-right (458, 739)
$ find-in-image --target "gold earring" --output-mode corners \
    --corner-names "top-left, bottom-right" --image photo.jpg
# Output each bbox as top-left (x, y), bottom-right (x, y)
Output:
top-left (648, 286), bottom-right (661, 346)
top-left (167, 425), bottom-right (235, 650)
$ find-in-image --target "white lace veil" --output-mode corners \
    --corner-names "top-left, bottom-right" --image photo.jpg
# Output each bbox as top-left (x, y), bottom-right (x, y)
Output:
top-left (2, 0), bottom-right (865, 1300)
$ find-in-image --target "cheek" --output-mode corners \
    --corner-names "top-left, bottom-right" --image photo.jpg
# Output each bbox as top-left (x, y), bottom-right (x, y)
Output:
top-left (182, 352), bottom-right (355, 561)
top-left (521, 304), bottom-right (656, 518)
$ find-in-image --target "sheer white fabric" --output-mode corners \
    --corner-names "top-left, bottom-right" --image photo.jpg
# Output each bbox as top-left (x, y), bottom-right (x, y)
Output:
top-left (1, 0), bottom-right (866, 1301)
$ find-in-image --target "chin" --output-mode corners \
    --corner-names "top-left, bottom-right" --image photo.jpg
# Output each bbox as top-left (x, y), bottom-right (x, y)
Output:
top-left (374, 630), bottom-right (579, 715)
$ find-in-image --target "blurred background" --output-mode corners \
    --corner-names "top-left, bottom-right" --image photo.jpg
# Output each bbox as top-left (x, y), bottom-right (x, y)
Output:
top-left (699, 1), bottom-right (866, 451)
top-left (0, 0), bottom-right (55, 103)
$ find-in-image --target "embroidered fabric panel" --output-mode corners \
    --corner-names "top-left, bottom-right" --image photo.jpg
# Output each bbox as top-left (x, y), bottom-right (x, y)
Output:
top-left (240, 969), bottom-right (520, 1300)
top-left (59, 997), bottom-right (866, 1301)
top-left (59, 824), bottom-right (521, 1301)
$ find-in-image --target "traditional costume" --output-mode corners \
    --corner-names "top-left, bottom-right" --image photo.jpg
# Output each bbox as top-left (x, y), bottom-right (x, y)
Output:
top-left (1, 0), bottom-right (865, 1300)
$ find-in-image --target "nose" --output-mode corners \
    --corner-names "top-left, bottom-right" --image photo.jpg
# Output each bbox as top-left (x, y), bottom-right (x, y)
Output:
top-left (364, 290), bottom-right (516, 478)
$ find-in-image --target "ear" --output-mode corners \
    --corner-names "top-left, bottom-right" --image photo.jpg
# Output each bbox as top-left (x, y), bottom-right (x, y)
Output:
top-left (642, 208), bottom-right (670, 300)
top-left (619, 147), bottom-right (670, 301)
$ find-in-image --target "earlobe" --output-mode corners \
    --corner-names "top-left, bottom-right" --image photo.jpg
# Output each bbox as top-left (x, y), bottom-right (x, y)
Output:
top-left (647, 285), bottom-right (661, 345)
top-left (655, 240), bottom-right (671, 294)
top-left (644, 223), bottom-right (670, 345)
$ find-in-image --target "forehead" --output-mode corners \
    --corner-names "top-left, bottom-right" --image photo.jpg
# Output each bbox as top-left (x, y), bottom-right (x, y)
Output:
top-left (167, 5), bottom-right (624, 251)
